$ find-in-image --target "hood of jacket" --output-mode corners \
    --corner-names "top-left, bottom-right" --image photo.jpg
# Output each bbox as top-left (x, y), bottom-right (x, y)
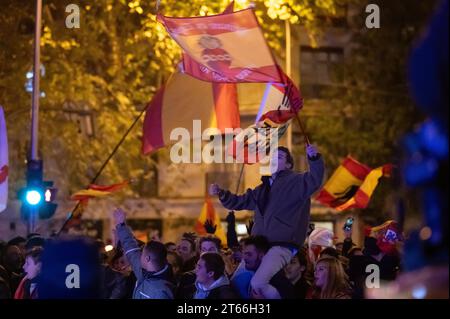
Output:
top-left (194, 275), bottom-right (230, 299)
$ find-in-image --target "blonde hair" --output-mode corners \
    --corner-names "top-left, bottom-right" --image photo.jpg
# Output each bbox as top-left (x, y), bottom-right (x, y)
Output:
top-left (313, 256), bottom-right (351, 299)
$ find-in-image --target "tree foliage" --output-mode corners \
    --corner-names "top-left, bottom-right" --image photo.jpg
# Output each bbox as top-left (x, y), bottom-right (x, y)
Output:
top-left (304, 0), bottom-right (439, 221)
top-left (0, 0), bottom-right (338, 203)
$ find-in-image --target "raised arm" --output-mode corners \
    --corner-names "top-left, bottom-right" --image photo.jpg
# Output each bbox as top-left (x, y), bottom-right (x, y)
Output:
top-left (209, 183), bottom-right (257, 211)
top-left (113, 208), bottom-right (143, 282)
top-left (296, 145), bottom-right (325, 199)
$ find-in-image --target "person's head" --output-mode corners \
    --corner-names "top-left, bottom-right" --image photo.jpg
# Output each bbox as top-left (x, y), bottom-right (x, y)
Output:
top-left (195, 252), bottom-right (225, 286)
top-left (199, 236), bottom-right (221, 254)
top-left (2, 244), bottom-right (24, 273)
top-left (363, 236), bottom-right (381, 256)
top-left (270, 146), bottom-right (294, 174)
top-left (314, 256), bottom-right (350, 299)
top-left (25, 235), bottom-right (46, 253)
top-left (320, 247), bottom-right (340, 259)
top-left (110, 249), bottom-right (130, 274)
top-left (335, 242), bottom-right (344, 254)
top-left (7, 236), bottom-right (26, 255)
top-left (177, 236), bottom-right (197, 263)
top-left (242, 236), bottom-right (270, 271)
top-left (167, 251), bottom-right (183, 276)
top-left (23, 247), bottom-right (43, 280)
top-left (140, 240), bottom-right (168, 272)
top-left (348, 247), bottom-right (363, 257)
top-left (284, 248), bottom-right (309, 284)
top-left (165, 242), bottom-right (177, 253)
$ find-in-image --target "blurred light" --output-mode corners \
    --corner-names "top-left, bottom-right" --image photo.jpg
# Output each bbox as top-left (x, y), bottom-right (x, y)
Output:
top-left (412, 285), bottom-right (427, 299)
top-left (105, 244), bottom-right (114, 252)
top-left (26, 190), bottom-right (42, 206)
top-left (419, 226), bottom-right (432, 240)
top-left (236, 224), bottom-right (247, 235)
top-left (45, 189), bottom-right (52, 202)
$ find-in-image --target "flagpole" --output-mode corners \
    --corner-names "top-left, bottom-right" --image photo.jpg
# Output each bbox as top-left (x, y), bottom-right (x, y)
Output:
top-left (294, 113), bottom-right (310, 146)
top-left (57, 106), bottom-right (147, 235)
top-left (285, 19), bottom-right (294, 151)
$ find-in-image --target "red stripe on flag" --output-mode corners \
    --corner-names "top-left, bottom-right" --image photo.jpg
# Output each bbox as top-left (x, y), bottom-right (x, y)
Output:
top-left (259, 110), bottom-right (296, 125)
top-left (194, 220), bottom-right (206, 235)
top-left (182, 54), bottom-right (281, 83)
top-left (212, 83), bottom-right (240, 132)
top-left (88, 181), bottom-right (129, 192)
top-left (315, 189), bottom-right (337, 206)
top-left (342, 157), bottom-right (372, 181)
top-left (354, 189), bottom-right (371, 209)
top-left (142, 87), bottom-right (165, 154)
top-left (382, 164), bottom-right (394, 177)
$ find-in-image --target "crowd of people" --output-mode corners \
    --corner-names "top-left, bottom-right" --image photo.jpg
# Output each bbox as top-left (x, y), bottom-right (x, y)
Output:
top-left (0, 145), bottom-right (404, 299)
top-left (0, 210), bottom-right (402, 299)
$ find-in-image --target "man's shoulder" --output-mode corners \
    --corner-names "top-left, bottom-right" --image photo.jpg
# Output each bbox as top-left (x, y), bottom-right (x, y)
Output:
top-left (209, 284), bottom-right (238, 299)
top-left (270, 270), bottom-right (295, 298)
top-left (140, 277), bottom-right (175, 297)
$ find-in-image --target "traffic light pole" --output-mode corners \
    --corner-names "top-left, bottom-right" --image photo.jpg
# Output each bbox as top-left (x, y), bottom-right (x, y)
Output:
top-left (28, 0), bottom-right (43, 234)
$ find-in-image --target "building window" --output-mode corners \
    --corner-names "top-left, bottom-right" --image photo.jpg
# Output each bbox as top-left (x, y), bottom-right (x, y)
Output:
top-left (300, 47), bottom-right (344, 98)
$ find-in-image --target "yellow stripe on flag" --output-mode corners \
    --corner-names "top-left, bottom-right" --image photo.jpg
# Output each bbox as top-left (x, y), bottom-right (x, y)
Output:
top-left (71, 189), bottom-right (112, 198)
top-left (322, 165), bottom-right (364, 195)
top-left (358, 166), bottom-right (385, 197)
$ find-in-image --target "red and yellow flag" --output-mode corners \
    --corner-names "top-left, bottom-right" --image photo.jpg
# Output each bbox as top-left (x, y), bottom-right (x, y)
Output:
top-left (158, 6), bottom-right (281, 83)
top-left (316, 156), bottom-right (392, 211)
top-left (71, 181), bottom-right (129, 206)
top-left (195, 196), bottom-right (227, 247)
top-left (142, 71), bottom-right (240, 154)
top-left (227, 68), bottom-right (303, 164)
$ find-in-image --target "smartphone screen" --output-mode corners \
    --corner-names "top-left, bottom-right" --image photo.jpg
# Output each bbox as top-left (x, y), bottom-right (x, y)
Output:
top-left (343, 217), bottom-right (354, 231)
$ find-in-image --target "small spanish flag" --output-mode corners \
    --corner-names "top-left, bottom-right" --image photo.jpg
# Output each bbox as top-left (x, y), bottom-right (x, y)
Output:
top-left (195, 196), bottom-right (227, 247)
top-left (71, 181), bottom-right (129, 206)
top-left (316, 156), bottom-right (392, 211)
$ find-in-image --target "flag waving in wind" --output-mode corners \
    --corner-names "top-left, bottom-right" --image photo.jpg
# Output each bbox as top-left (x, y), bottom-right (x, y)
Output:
top-left (195, 196), bottom-right (227, 246)
top-left (71, 181), bottom-right (130, 207)
top-left (315, 156), bottom-right (393, 211)
top-left (158, 6), bottom-right (281, 83)
top-left (142, 70), bottom-right (240, 154)
top-left (227, 67), bottom-right (303, 164)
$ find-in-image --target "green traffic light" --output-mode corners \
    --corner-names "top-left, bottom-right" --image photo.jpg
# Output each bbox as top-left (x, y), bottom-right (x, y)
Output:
top-left (25, 190), bottom-right (42, 205)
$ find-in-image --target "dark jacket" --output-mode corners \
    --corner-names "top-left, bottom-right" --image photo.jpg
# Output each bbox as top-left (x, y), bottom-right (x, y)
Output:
top-left (99, 265), bottom-right (128, 299)
top-left (194, 275), bottom-right (237, 299)
top-left (116, 224), bottom-right (174, 299)
top-left (175, 270), bottom-right (196, 299)
top-left (219, 156), bottom-right (325, 246)
top-left (291, 277), bottom-right (312, 299)
top-left (180, 256), bottom-right (198, 273)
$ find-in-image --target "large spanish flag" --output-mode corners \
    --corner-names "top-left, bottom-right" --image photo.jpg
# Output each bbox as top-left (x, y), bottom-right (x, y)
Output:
top-left (316, 156), bottom-right (392, 211)
top-left (142, 71), bottom-right (240, 154)
top-left (158, 7), bottom-right (281, 83)
top-left (195, 196), bottom-right (227, 247)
